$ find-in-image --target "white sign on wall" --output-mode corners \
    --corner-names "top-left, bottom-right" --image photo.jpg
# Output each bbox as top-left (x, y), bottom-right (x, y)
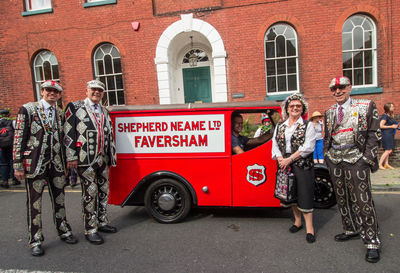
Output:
top-left (115, 114), bottom-right (225, 154)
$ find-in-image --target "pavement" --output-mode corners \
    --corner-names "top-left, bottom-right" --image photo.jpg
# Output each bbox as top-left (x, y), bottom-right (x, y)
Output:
top-left (2, 165), bottom-right (400, 191)
top-left (370, 167), bottom-right (400, 191)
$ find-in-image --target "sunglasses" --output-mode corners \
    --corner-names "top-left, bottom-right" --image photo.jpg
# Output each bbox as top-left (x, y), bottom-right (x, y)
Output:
top-left (44, 89), bottom-right (61, 94)
top-left (90, 88), bottom-right (104, 93)
top-left (330, 85), bottom-right (348, 92)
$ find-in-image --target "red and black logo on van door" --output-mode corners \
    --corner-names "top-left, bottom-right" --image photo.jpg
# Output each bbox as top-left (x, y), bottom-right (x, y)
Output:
top-left (246, 164), bottom-right (266, 186)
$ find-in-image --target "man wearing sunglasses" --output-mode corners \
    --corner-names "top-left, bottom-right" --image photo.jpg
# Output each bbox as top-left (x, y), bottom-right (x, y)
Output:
top-left (13, 80), bottom-right (77, 257)
top-left (64, 79), bottom-right (117, 245)
top-left (323, 76), bottom-right (382, 263)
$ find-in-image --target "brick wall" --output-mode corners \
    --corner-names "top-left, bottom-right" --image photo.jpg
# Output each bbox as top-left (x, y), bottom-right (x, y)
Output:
top-left (0, 0), bottom-right (399, 117)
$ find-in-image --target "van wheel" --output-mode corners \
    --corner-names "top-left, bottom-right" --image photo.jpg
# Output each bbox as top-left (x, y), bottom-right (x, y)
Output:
top-left (314, 168), bottom-right (336, 209)
top-left (144, 178), bottom-right (191, 223)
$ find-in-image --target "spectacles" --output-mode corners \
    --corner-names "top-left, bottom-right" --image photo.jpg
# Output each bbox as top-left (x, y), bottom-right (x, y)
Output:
top-left (330, 85), bottom-right (347, 92)
top-left (90, 88), bottom-right (104, 93)
top-left (44, 89), bottom-right (61, 94)
top-left (288, 104), bottom-right (303, 109)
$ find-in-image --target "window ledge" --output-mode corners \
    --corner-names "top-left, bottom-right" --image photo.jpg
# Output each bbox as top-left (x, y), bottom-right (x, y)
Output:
top-left (265, 92), bottom-right (296, 102)
top-left (21, 8), bottom-right (53, 17)
top-left (83, 0), bottom-right (117, 8)
top-left (350, 87), bottom-right (383, 95)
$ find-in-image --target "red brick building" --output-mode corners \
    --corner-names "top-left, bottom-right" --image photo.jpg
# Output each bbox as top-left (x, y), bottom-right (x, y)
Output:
top-left (0, 0), bottom-right (399, 117)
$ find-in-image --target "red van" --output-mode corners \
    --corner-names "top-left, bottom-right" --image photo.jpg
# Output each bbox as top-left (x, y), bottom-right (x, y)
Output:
top-left (108, 101), bottom-right (335, 223)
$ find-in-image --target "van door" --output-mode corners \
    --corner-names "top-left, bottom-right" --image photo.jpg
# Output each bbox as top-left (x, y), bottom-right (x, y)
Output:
top-left (231, 141), bottom-right (280, 207)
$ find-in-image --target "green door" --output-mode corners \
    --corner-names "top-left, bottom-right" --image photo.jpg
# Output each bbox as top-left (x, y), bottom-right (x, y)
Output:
top-left (183, 66), bottom-right (212, 103)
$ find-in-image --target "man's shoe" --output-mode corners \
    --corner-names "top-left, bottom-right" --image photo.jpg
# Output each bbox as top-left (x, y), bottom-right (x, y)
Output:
top-left (334, 233), bottom-right (360, 242)
top-left (31, 245), bottom-right (44, 256)
top-left (289, 225), bottom-right (303, 233)
top-left (98, 225), bottom-right (118, 233)
top-left (0, 181), bottom-right (9, 188)
top-left (12, 179), bottom-right (21, 186)
top-left (61, 234), bottom-right (78, 244)
top-left (85, 233), bottom-right (104, 245)
top-left (365, 249), bottom-right (380, 263)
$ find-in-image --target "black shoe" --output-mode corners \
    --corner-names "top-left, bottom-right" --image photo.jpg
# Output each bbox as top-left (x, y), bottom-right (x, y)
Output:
top-left (31, 245), bottom-right (44, 256)
top-left (85, 233), bottom-right (104, 245)
top-left (12, 179), bottom-right (21, 186)
top-left (289, 225), bottom-right (303, 233)
top-left (334, 233), bottom-right (360, 242)
top-left (98, 225), bottom-right (118, 233)
top-left (0, 181), bottom-right (9, 188)
top-left (306, 233), bottom-right (316, 243)
top-left (60, 234), bottom-right (78, 244)
top-left (365, 249), bottom-right (380, 263)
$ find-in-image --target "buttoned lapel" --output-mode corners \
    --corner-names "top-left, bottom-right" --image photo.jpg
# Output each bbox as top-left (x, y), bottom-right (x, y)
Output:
top-left (36, 102), bottom-right (49, 133)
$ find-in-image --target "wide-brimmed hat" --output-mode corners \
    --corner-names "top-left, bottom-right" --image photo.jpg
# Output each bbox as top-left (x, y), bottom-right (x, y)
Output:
top-left (41, 80), bottom-right (63, 92)
top-left (310, 111), bottom-right (323, 120)
top-left (87, 79), bottom-right (105, 91)
top-left (329, 76), bottom-right (351, 88)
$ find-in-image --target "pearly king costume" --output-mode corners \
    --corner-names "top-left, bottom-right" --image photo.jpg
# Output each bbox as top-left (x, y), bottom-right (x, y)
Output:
top-left (64, 97), bottom-right (116, 235)
top-left (324, 95), bottom-right (382, 250)
top-left (13, 92), bottom-right (72, 248)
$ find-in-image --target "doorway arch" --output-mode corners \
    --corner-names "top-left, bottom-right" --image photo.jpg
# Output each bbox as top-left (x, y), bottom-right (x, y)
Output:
top-left (154, 13), bottom-right (227, 104)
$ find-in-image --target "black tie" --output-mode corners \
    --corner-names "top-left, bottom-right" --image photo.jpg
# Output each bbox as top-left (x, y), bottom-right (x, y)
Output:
top-left (94, 104), bottom-right (100, 120)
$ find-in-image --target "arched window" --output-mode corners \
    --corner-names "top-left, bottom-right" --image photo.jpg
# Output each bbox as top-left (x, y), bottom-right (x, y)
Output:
top-left (33, 50), bottom-right (60, 99)
top-left (182, 49), bottom-right (209, 67)
top-left (264, 23), bottom-right (299, 94)
top-left (93, 43), bottom-right (125, 106)
top-left (342, 14), bottom-right (377, 87)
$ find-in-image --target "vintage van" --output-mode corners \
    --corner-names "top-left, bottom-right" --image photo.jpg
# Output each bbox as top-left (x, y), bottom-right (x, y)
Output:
top-left (108, 101), bottom-right (335, 223)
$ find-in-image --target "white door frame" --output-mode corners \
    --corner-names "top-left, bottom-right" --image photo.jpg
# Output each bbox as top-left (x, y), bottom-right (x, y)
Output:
top-left (154, 13), bottom-right (227, 104)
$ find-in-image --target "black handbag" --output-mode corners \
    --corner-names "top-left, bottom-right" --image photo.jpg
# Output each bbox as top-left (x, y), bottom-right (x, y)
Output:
top-left (274, 168), bottom-right (297, 203)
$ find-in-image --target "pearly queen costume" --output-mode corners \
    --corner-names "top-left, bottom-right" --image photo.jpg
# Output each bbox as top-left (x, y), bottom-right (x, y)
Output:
top-left (13, 100), bottom-right (72, 248)
top-left (64, 98), bottom-right (116, 235)
top-left (324, 98), bottom-right (382, 249)
top-left (272, 118), bottom-right (316, 212)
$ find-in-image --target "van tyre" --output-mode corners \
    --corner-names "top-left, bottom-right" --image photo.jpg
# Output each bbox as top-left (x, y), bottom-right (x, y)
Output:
top-left (145, 178), bottom-right (191, 223)
top-left (313, 167), bottom-right (336, 209)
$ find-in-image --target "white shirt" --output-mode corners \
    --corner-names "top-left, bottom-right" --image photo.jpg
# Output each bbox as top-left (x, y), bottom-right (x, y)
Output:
top-left (336, 98), bottom-right (351, 117)
top-left (85, 98), bottom-right (102, 115)
top-left (271, 116), bottom-right (316, 160)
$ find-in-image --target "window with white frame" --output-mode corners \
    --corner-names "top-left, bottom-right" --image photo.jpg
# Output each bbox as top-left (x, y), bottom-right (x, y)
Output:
top-left (25, 0), bottom-right (51, 11)
top-left (264, 23), bottom-right (299, 94)
top-left (33, 50), bottom-right (60, 99)
top-left (93, 43), bottom-right (125, 106)
top-left (342, 14), bottom-right (377, 87)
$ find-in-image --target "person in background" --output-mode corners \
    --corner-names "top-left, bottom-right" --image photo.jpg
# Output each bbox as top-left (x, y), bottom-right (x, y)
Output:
top-left (254, 113), bottom-right (273, 137)
top-left (231, 113), bottom-right (273, 154)
top-left (378, 103), bottom-right (397, 170)
top-left (13, 80), bottom-right (77, 257)
top-left (310, 111), bottom-right (325, 164)
top-left (64, 79), bottom-right (117, 245)
top-left (271, 93), bottom-right (316, 243)
top-left (0, 109), bottom-right (20, 188)
top-left (65, 168), bottom-right (78, 187)
top-left (324, 76), bottom-right (381, 263)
